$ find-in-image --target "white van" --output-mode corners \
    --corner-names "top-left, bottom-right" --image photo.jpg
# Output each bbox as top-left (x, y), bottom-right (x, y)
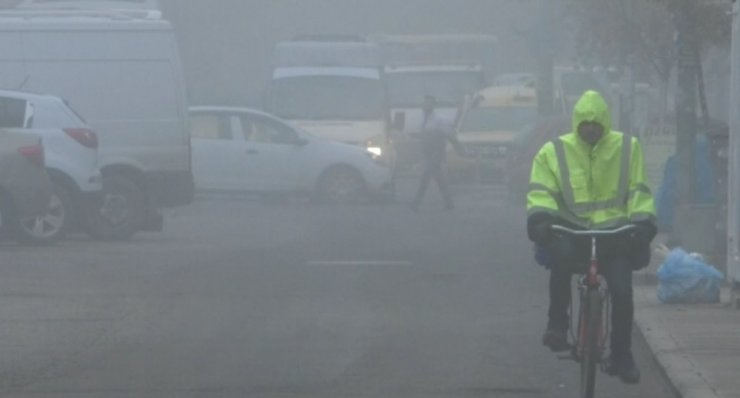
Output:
top-left (0, 8), bottom-right (193, 240)
top-left (268, 38), bottom-right (394, 167)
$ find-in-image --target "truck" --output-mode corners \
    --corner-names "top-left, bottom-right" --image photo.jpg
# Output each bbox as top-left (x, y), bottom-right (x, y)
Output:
top-left (449, 85), bottom-right (538, 183)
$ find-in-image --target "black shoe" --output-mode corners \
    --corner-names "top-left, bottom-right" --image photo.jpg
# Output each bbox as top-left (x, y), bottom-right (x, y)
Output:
top-left (604, 356), bottom-right (620, 376)
top-left (618, 355), bottom-right (641, 384)
top-left (542, 329), bottom-right (570, 352)
top-left (605, 353), bottom-right (640, 384)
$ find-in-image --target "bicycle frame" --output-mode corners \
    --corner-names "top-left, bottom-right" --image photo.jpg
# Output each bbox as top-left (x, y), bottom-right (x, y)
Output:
top-left (551, 224), bottom-right (636, 398)
top-left (587, 237), bottom-right (599, 288)
top-left (552, 224), bottom-right (635, 361)
top-left (573, 237), bottom-right (610, 362)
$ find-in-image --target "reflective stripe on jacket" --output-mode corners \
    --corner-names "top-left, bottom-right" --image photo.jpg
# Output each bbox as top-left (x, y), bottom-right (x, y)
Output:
top-left (526, 90), bottom-right (656, 229)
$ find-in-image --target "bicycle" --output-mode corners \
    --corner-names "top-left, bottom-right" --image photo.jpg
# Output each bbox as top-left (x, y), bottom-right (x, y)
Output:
top-left (551, 224), bottom-right (636, 398)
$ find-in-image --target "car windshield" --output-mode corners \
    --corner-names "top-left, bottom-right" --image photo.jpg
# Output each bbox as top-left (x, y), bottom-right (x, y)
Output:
top-left (460, 106), bottom-right (537, 133)
top-left (272, 76), bottom-right (385, 120)
top-left (385, 71), bottom-right (483, 107)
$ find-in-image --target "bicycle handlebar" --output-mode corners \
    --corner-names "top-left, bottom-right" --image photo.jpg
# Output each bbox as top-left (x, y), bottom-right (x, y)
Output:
top-left (551, 224), bottom-right (636, 237)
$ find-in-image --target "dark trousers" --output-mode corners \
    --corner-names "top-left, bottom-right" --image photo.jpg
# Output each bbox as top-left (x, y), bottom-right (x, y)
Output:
top-left (548, 254), bottom-right (634, 357)
top-left (412, 161), bottom-right (452, 207)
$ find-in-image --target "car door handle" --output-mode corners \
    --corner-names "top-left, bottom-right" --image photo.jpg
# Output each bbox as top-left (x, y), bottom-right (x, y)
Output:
top-left (246, 149), bottom-right (259, 155)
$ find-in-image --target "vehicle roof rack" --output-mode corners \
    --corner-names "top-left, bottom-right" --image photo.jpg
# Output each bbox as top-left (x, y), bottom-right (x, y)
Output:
top-left (13, 0), bottom-right (160, 10)
top-left (384, 61), bottom-right (482, 68)
top-left (0, 8), bottom-right (162, 20)
top-left (292, 34), bottom-right (367, 43)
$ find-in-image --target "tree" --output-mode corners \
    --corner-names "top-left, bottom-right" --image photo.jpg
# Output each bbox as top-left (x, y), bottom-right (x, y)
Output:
top-left (567, 0), bottom-right (731, 115)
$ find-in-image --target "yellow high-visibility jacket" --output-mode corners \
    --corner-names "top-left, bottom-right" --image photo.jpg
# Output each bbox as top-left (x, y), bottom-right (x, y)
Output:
top-left (527, 90), bottom-right (656, 229)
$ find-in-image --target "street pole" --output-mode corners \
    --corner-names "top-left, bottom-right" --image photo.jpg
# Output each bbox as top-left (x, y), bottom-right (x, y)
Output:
top-left (671, 0), bottom-right (720, 256)
top-left (535, 0), bottom-right (554, 117)
top-left (619, 0), bottom-right (635, 134)
top-left (674, 0), bottom-right (697, 208)
top-left (727, 0), bottom-right (740, 305)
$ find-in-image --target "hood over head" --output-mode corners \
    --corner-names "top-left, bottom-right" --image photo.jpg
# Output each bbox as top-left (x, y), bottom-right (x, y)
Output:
top-left (572, 90), bottom-right (611, 137)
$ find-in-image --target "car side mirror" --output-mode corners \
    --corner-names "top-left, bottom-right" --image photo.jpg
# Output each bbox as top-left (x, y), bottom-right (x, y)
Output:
top-left (392, 112), bottom-right (405, 132)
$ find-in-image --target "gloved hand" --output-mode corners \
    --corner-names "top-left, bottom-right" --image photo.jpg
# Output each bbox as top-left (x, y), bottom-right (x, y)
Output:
top-left (629, 222), bottom-right (657, 246)
top-left (529, 219), bottom-right (555, 245)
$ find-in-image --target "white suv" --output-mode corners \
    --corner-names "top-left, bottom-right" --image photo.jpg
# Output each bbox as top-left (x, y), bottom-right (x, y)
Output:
top-left (0, 90), bottom-right (102, 244)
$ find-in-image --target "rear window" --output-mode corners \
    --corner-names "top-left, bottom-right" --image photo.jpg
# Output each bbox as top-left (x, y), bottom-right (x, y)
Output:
top-left (32, 100), bottom-right (82, 128)
top-left (0, 97), bottom-right (28, 128)
top-left (63, 99), bottom-right (88, 124)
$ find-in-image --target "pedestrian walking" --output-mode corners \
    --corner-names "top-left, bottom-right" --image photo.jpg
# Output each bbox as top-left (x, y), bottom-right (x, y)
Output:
top-left (410, 95), bottom-right (466, 211)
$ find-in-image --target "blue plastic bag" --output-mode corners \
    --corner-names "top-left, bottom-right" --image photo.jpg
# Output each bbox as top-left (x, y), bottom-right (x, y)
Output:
top-left (657, 248), bottom-right (724, 304)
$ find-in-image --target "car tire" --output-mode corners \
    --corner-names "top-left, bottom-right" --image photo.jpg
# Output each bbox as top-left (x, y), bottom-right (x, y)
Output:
top-left (317, 166), bottom-right (366, 205)
top-left (0, 193), bottom-right (16, 242)
top-left (84, 174), bottom-right (144, 241)
top-left (13, 182), bottom-right (72, 246)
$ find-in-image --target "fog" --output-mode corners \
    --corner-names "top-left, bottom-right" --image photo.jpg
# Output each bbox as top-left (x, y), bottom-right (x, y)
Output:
top-left (0, 0), bottom-right (732, 397)
top-left (161, 0), bottom-right (545, 105)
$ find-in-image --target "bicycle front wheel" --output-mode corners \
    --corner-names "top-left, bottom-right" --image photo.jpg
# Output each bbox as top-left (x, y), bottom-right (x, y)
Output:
top-left (580, 289), bottom-right (603, 398)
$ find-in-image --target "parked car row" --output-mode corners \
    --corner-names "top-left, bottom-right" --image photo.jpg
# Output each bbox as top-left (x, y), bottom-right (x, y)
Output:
top-left (0, 7), bottom-right (547, 250)
top-left (0, 6), bottom-right (194, 244)
top-left (0, 6), bottom-right (401, 249)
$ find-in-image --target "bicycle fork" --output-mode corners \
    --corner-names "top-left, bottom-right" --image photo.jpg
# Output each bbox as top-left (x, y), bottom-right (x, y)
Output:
top-left (571, 237), bottom-right (611, 364)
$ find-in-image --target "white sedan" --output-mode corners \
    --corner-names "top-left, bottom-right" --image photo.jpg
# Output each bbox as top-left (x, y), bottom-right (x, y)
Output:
top-left (189, 106), bottom-right (394, 203)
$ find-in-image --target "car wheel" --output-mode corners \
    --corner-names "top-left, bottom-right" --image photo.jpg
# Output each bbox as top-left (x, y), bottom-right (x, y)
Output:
top-left (14, 182), bottom-right (71, 246)
top-left (0, 193), bottom-right (16, 242)
top-left (317, 166), bottom-right (366, 205)
top-left (84, 174), bottom-right (144, 241)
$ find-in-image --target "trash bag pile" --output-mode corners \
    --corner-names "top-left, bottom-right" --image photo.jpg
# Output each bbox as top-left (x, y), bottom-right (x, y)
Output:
top-left (656, 245), bottom-right (724, 304)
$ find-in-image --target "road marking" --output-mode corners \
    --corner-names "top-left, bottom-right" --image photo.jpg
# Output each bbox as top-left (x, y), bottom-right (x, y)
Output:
top-left (305, 260), bottom-right (413, 266)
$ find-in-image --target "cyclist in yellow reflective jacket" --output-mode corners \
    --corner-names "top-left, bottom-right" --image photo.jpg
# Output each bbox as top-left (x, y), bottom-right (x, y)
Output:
top-left (527, 90), bottom-right (657, 385)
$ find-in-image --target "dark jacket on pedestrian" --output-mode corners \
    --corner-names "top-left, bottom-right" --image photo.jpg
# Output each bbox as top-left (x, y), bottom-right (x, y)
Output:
top-left (419, 111), bottom-right (463, 164)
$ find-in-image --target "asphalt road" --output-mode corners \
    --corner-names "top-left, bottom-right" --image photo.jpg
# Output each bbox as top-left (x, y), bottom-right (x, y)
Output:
top-left (0, 183), bottom-right (677, 397)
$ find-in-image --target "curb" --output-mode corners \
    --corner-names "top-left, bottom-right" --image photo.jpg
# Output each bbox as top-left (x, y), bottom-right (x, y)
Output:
top-left (633, 286), bottom-right (726, 398)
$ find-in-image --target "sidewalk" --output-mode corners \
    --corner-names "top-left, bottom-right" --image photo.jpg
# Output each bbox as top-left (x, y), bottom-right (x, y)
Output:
top-left (634, 283), bottom-right (740, 398)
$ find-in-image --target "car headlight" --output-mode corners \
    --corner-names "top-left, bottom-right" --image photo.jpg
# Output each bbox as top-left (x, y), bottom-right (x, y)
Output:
top-left (367, 146), bottom-right (383, 158)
